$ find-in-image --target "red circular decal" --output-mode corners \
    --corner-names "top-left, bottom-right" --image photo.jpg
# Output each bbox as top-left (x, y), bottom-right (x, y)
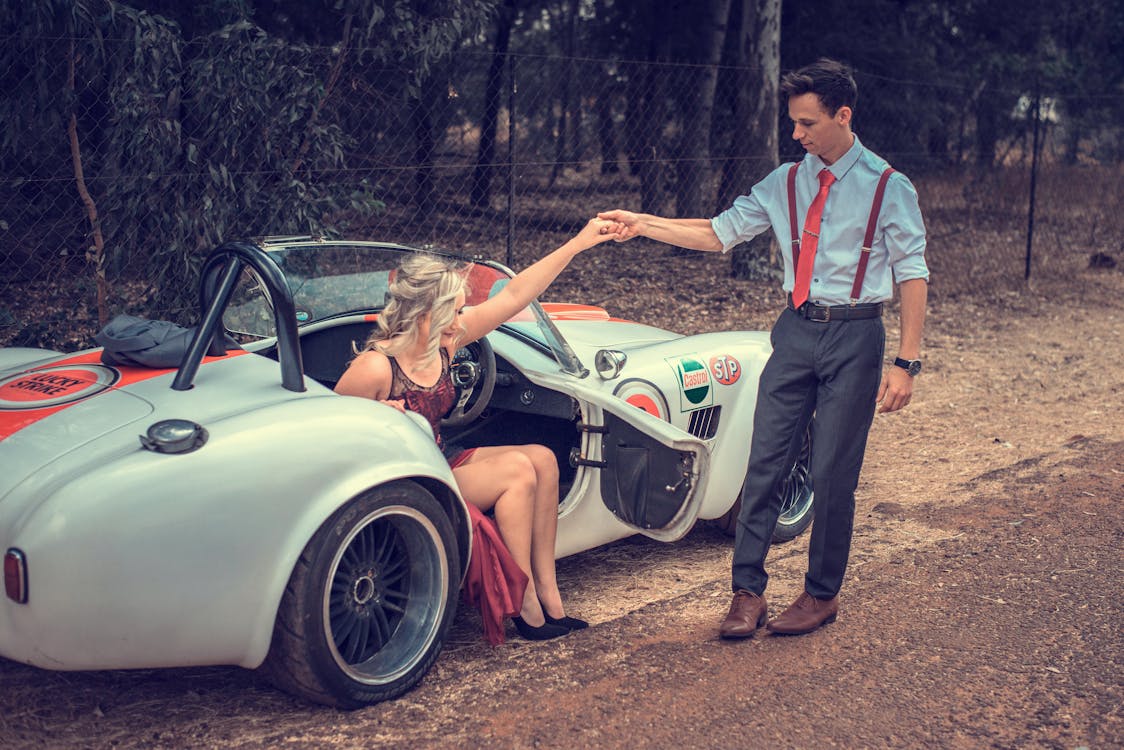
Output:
top-left (0, 365), bottom-right (119, 410)
top-left (625, 393), bottom-right (661, 417)
top-left (613, 378), bottom-right (669, 422)
top-left (709, 354), bottom-right (742, 385)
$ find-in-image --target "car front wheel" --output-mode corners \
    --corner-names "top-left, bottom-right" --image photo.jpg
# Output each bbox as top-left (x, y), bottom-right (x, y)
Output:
top-left (261, 480), bottom-right (459, 708)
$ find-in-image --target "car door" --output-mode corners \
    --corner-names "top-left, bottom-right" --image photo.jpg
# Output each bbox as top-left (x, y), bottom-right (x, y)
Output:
top-left (578, 392), bottom-right (712, 542)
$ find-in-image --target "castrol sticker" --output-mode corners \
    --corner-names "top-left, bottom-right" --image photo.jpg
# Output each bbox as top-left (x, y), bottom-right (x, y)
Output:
top-left (669, 356), bottom-right (713, 411)
top-left (0, 364), bottom-right (119, 410)
top-left (709, 354), bottom-right (742, 386)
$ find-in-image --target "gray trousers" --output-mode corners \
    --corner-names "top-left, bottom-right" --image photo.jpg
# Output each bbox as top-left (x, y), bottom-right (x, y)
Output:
top-left (732, 306), bottom-right (885, 599)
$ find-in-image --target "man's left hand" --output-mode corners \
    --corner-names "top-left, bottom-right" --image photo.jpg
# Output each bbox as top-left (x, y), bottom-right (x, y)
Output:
top-left (877, 366), bottom-right (914, 413)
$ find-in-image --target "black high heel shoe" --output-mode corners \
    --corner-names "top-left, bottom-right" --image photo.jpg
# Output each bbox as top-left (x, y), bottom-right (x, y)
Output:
top-left (544, 612), bottom-right (589, 631)
top-left (540, 599), bottom-right (588, 631)
top-left (512, 616), bottom-right (569, 640)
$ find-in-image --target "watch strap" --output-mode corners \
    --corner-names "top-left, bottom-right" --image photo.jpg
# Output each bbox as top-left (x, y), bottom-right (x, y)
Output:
top-left (893, 357), bottom-right (922, 376)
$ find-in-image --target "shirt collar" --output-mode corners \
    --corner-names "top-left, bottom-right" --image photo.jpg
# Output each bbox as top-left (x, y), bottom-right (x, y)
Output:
top-left (809, 134), bottom-right (864, 182)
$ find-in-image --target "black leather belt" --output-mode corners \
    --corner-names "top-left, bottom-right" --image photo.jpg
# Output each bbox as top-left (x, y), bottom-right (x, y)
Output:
top-left (787, 296), bottom-right (884, 322)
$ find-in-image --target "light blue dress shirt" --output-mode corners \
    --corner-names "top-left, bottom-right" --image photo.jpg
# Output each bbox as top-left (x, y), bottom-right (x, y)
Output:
top-left (711, 135), bottom-right (929, 305)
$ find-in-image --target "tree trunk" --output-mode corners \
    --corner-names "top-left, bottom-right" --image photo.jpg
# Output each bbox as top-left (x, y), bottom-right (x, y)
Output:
top-left (631, 1), bottom-right (672, 214)
top-left (549, 0), bottom-right (579, 187)
top-left (411, 77), bottom-right (441, 221)
top-left (725, 0), bottom-right (780, 280)
top-left (471, 0), bottom-right (516, 209)
top-left (635, 73), bottom-right (668, 213)
top-left (974, 82), bottom-right (1000, 167)
top-left (927, 126), bottom-right (951, 167)
top-left (1062, 101), bottom-right (1084, 166)
top-left (594, 78), bottom-right (619, 174)
top-left (674, 0), bottom-right (731, 218)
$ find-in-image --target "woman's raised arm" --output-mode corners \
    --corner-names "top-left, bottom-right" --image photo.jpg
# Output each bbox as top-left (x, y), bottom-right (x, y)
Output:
top-left (458, 218), bottom-right (617, 344)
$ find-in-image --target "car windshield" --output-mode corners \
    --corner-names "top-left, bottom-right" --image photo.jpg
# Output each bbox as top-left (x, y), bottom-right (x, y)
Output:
top-left (224, 240), bottom-right (584, 375)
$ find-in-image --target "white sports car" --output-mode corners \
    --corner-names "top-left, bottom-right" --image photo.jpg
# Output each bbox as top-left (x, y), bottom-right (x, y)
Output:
top-left (0, 237), bottom-right (812, 707)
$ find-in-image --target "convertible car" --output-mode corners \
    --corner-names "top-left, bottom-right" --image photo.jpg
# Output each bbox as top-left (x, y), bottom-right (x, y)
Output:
top-left (0, 237), bottom-right (812, 708)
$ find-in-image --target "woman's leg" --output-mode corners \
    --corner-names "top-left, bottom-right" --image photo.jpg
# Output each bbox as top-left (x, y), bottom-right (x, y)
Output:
top-left (453, 448), bottom-right (546, 625)
top-left (518, 444), bottom-right (567, 619)
top-left (455, 444), bottom-right (570, 619)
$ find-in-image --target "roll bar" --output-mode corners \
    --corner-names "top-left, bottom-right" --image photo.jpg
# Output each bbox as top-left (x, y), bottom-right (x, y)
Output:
top-left (172, 240), bottom-right (305, 393)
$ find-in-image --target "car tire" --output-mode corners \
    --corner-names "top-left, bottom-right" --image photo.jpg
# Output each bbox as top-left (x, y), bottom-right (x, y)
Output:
top-left (714, 425), bottom-right (814, 544)
top-left (261, 480), bottom-right (460, 708)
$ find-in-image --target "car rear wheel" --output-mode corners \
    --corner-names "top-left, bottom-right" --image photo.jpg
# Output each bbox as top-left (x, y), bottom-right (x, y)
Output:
top-left (261, 480), bottom-right (459, 708)
top-left (714, 426), bottom-right (814, 544)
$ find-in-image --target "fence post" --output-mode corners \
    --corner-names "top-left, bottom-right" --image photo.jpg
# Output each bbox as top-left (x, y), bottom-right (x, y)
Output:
top-left (1025, 77), bottom-right (1041, 281)
top-left (506, 54), bottom-right (516, 268)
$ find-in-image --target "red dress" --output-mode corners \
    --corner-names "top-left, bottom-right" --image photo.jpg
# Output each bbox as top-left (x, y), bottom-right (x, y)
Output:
top-left (386, 349), bottom-right (527, 644)
top-left (386, 348), bottom-right (459, 452)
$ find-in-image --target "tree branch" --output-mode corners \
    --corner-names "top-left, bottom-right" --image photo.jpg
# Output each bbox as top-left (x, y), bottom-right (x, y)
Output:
top-left (67, 38), bottom-right (108, 326)
top-left (290, 14), bottom-right (353, 177)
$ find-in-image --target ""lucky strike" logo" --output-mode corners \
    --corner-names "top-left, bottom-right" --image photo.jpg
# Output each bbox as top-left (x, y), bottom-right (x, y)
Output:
top-left (0, 365), bottom-right (120, 410)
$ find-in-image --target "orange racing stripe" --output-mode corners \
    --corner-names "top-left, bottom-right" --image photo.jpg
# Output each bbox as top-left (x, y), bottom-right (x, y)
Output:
top-left (539, 302), bottom-right (631, 323)
top-left (0, 350), bottom-right (244, 441)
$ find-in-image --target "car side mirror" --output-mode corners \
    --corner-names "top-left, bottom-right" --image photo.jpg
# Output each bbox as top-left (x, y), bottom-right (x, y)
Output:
top-left (594, 349), bottom-right (627, 380)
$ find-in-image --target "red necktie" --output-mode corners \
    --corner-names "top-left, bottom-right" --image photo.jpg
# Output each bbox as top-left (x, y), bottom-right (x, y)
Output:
top-left (792, 169), bottom-right (836, 308)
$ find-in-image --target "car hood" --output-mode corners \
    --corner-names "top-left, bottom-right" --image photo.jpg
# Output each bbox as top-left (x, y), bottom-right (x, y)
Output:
top-left (549, 318), bottom-right (682, 350)
top-left (544, 317), bottom-right (772, 393)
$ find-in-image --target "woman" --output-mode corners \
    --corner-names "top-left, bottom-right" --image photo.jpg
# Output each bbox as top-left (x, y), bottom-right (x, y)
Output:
top-left (334, 218), bottom-right (616, 640)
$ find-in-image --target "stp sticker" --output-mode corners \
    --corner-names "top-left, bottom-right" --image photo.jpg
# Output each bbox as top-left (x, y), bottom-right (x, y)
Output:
top-left (668, 356), bottom-right (713, 411)
top-left (0, 364), bottom-right (120, 410)
top-left (612, 378), bottom-right (669, 421)
top-left (709, 354), bottom-right (742, 385)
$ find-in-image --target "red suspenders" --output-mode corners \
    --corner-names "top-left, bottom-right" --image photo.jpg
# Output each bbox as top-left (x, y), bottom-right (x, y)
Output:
top-left (786, 162), bottom-right (802, 273)
top-left (786, 162), bottom-right (895, 304)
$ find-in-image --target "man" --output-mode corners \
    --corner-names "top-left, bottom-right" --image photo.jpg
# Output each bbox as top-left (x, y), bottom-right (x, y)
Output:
top-left (599, 58), bottom-right (928, 637)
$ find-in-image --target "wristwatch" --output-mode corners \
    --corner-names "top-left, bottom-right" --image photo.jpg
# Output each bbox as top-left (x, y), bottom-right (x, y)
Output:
top-left (893, 357), bottom-right (922, 377)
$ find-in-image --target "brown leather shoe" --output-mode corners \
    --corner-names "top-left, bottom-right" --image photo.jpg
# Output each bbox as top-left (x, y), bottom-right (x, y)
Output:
top-left (766, 591), bottom-right (838, 635)
top-left (719, 590), bottom-right (768, 639)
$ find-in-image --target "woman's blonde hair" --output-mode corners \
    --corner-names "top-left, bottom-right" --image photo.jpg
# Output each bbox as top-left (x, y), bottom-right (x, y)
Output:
top-left (360, 254), bottom-right (467, 366)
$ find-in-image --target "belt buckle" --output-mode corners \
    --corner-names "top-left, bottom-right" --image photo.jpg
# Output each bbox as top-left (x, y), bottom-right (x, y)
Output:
top-left (809, 305), bottom-right (830, 323)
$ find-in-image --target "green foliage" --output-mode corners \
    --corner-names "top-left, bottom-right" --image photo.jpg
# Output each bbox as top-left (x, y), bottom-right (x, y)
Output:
top-left (777, 0), bottom-right (1124, 169)
top-left (0, 0), bottom-right (497, 325)
top-left (158, 19), bottom-right (352, 310)
top-left (0, 1), bottom-right (104, 206)
top-left (245, 0), bottom-right (498, 95)
top-left (4, 0), bottom-right (1122, 350)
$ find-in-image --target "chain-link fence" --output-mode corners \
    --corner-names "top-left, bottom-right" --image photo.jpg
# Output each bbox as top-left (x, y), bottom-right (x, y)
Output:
top-left (3, 36), bottom-right (1122, 350)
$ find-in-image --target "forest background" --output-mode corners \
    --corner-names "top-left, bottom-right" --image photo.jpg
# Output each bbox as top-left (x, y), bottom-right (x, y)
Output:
top-left (2, 0), bottom-right (1123, 350)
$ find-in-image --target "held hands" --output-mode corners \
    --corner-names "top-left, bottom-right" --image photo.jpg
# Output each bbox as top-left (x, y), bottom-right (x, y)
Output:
top-left (596, 210), bottom-right (642, 241)
top-left (876, 367), bottom-right (914, 413)
top-left (379, 398), bottom-right (406, 413)
top-left (574, 217), bottom-right (625, 249)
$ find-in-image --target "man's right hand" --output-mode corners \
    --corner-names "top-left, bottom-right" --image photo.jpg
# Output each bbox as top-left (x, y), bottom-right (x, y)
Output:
top-left (597, 209), bottom-right (643, 241)
top-left (596, 210), bottom-right (724, 252)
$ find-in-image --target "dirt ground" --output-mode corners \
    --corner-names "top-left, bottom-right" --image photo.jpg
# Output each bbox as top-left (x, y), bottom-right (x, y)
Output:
top-left (1, 251), bottom-right (1121, 749)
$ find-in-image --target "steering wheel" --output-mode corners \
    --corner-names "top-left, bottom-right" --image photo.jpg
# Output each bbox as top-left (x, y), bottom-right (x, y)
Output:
top-left (442, 337), bottom-right (496, 427)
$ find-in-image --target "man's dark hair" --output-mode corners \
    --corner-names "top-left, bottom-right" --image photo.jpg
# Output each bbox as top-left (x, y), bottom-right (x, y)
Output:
top-left (780, 58), bottom-right (857, 115)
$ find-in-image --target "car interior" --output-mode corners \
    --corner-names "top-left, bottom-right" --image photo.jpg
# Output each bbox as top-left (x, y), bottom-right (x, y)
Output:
top-left (256, 317), bottom-right (586, 500)
top-left (220, 246), bottom-right (589, 501)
